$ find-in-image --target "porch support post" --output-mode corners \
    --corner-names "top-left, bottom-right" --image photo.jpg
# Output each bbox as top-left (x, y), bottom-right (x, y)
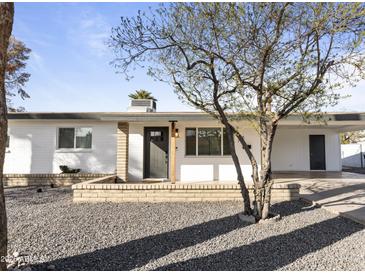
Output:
top-left (170, 121), bottom-right (177, 184)
top-left (117, 122), bottom-right (129, 182)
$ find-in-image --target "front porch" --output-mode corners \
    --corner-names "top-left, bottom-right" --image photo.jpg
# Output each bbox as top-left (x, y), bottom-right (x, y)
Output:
top-left (71, 171), bottom-right (365, 225)
top-left (114, 113), bottom-right (365, 184)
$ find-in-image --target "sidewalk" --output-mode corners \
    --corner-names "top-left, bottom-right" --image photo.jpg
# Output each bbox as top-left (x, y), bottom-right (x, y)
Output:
top-left (282, 172), bottom-right (365, 225)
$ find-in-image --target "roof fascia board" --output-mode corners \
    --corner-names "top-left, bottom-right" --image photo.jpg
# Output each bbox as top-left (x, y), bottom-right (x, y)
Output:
top-left (7, 112), bottom-right (365, 123)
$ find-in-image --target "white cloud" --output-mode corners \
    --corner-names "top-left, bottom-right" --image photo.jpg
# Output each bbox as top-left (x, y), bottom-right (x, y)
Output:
top-left (13, 17), bottom-right (54, 48)
top-left (80, 18), bottom-right (96, 29)
top-left (69, 12), bottom-right (111, 58)
top-left (85, 32), bottom-right (109, 57)
top-left (29, 51), bottom-right (45, 72)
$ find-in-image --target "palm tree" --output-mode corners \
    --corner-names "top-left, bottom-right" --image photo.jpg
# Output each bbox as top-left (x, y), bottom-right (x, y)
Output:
top-left (128, 89), bottom-right (157, 101)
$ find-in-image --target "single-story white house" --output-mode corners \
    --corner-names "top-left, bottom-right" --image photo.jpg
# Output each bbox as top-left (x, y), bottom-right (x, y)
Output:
top-left (5, 99), bottom-right (365, 185)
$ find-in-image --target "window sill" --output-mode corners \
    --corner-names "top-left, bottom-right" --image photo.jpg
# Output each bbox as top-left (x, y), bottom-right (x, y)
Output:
top-left (56, 148), bottom-right (93, 153)
top-left (184, 155), bottom-right (232, 158)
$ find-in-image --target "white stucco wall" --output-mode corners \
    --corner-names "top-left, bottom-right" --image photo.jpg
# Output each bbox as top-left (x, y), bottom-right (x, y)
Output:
top-left (5, 119), bottom-right (342, 178)
top-left (5, 120), bottom-right (117, 174)
top-left (128, 122), bottom-right (342, 182)
top-left (128, 120), bottom-right (261, 182)
top-left (272, 128), bottom-right (342, 172)
top-left (176, 121), bottom-right (260, 182)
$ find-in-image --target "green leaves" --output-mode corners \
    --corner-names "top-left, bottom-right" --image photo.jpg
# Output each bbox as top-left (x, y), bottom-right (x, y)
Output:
top-left (128, 89), bottom-right (157, 101)
top-left (6, 36), bottom-right (31, 112)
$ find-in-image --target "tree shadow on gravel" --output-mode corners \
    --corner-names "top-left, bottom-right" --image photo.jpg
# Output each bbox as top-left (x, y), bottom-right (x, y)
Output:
top-left (156, 216), bottom-right (364, 271)
top-left (32, 213), bottom-right (248, 270)
top-left (31, 201), bottom-right (312, 271)
top-left (5, 187), bottom-right (71, 205)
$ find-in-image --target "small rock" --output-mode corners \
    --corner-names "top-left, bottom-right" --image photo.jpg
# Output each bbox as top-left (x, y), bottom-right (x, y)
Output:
top-left (258, 214), bottom-right (281, 224)
top-left (302, 201), bottom-right (320, 210)
top-left (36, 188), bottom-right (43, 193)
top-left (238, 213), bottom-right (256, 224)
top-left (13, 251), bottom-right (20, 258)
top-left (47, 264), bottom-right (56, 271)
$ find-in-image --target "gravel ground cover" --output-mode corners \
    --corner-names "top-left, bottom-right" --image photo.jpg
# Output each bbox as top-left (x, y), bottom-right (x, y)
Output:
top-left (5, 186), bottom-right (365, 271)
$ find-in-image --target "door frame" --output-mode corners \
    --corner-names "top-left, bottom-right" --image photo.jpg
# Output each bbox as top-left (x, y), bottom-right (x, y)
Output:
top-left (309, 134), bottom-right (326, 171)
top-left (143, 126), bottom-right (169, 179)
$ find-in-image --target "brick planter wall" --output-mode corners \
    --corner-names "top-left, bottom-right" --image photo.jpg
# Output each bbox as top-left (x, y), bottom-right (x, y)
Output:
top-left (3, 173), bottom-right (113, 187)
top-left (72, 180), bottom-right (300, 203)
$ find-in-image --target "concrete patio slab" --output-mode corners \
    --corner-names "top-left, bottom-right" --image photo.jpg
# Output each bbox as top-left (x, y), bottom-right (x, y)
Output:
top-left (274, 172), bottom-right (365, 225)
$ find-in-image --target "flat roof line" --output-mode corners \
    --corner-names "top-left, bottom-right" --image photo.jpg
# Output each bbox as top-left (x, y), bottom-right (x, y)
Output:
top-left (7, 111), bottom-right (365, 122)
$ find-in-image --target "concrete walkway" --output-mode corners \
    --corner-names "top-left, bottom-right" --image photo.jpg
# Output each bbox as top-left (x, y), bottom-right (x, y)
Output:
top-left (274, 172), bottom-right (365, 225)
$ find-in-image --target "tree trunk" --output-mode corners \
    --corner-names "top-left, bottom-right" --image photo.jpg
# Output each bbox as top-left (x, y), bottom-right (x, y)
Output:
top-left (0, 3), bottom-right (14, 271)
top-left (232, 129), bottom-right (260, 216)
top-left (224, 123), bottom-right (252, 215)
top-left (212, 99), bottom-right (252, 215)
top-left (256, 121), bottom-right (278, 220)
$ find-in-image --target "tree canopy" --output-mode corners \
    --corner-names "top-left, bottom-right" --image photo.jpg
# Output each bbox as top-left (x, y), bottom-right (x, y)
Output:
top-left (6, 36), bottom-right (31, 112)
top-left (340, 131), bottom-right (365, 144)
top-left (111, 3), bottom-right (365, 119)
top-left (110, 2), bottom-right (365, 219)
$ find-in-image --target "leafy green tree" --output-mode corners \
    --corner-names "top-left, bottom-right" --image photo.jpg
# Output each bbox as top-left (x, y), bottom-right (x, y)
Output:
top-left (128, 89), bottom-right (157, 101)
top-left (110, 3), bottom-right (365, 220)
top-left (340, 131), bottom-right (365, 144)
top-left (6, 36), bottom-right (31, 112)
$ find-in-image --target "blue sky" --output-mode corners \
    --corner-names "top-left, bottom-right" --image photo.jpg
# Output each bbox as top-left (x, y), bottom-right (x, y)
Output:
top-left (12, 2), bottom-right (365, 113)
top-left (12, 2), bottom-right (194, 112)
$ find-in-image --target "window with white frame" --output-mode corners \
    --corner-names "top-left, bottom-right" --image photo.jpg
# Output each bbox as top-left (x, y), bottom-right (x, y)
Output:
top-left (185, 127), bottom-right (231, 156)
top-left (58, 127), bottom-right (92, 149)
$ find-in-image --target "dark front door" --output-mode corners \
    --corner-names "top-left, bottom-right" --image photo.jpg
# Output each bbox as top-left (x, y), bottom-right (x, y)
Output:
top-left (309, 135), bottom-right (326, 170)
top-left (144, 127), bottom-right (169, 178)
